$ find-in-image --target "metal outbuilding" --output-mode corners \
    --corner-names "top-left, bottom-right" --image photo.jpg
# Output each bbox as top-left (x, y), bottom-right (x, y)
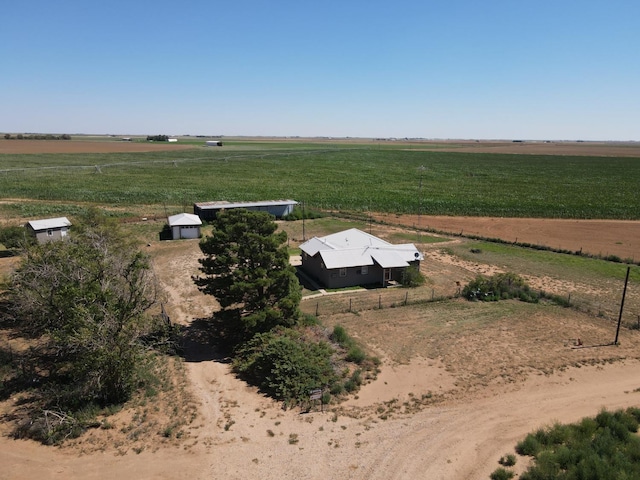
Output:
top-left (26, 217), bottom-right (72, 244)
top-left (167, 213), bottom-right (202, 240)
top-left (194, 200), bottom-right (297, 221)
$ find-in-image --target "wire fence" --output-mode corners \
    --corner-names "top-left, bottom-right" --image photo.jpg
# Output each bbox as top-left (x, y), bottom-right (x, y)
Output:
top-left (300, 282), bottom-right (640, 331)
top-left (300, 285), bottom-right (458, 317)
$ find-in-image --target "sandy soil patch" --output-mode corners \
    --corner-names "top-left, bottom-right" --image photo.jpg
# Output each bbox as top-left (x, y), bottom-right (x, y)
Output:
top-left (0, 140), bottom-right (197, 154)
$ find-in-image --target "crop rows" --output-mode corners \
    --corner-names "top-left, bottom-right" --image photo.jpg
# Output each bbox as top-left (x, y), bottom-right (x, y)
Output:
top-left (1, 145), bottom-right (639, 219)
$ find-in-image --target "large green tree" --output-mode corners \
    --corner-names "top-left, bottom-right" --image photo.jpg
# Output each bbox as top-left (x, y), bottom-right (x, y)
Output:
top-left (194, 209), bottom-right (301, 341)
top-left (8, 212), bottom-right (160, 406)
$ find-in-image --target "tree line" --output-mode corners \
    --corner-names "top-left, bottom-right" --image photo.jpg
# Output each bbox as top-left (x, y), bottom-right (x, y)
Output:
top-left (3, 133), bottom-right (71, 140)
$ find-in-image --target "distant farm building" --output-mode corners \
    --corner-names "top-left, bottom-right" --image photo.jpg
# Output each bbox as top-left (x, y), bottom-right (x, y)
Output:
top-left (168, 138), bottom-right (178, 143)
top-left (205, 140), bottom-right (223, 147)
top-left (194, 200), bottom-right (297, 221)
top-left (299, 228), bottom-right (423, 289)
top-left (167, 213), bottom-right (202, 239)
top-left (26, 217), bottom-right (72, 244)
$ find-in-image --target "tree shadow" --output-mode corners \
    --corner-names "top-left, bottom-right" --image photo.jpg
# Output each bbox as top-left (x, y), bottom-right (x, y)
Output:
top-left (178, 316), bottom-right (232, 364)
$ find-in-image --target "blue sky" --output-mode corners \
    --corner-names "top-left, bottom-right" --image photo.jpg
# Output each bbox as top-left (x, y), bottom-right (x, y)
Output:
top-left (2, 1), bottom-right (638, 140)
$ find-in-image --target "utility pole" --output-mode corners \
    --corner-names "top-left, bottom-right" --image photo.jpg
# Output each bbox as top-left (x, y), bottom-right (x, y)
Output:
top-left (614, 266), bottom-right (631, 345)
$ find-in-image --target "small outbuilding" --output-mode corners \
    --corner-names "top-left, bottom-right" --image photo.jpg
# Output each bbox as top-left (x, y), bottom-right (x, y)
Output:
top-left (299, 228), bottom-right (423, 289)
top-left (167, 213), bottom-right (202, 240)
top-left (26, 216), bottom-right (72, 244)
top-left (205, 140), bottom-right (223, 147)
top-left (194, 200), bottom-right (297, 221)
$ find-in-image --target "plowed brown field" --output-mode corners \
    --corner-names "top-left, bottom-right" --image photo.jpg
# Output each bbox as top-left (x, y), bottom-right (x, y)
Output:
top-left (0, 139), bottom-right (196, 154)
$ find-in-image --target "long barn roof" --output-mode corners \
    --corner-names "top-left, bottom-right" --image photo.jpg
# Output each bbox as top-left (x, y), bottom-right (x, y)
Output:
top-left (195, 200), bottom-right (297, 209)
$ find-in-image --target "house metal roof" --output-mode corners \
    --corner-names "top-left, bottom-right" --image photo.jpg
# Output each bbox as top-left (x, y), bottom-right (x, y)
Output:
top-left (168, 213), bottom-right (202, 227)
top-left (27, 217), bottom-right (72, 231)
top-left (300, 228), bottom-right (423, 269)
top-left (194, 199), bottom-right (297, 209)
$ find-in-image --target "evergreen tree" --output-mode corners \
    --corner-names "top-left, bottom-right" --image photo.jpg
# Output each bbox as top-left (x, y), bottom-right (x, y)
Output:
top-left (194, 209), bottom-right (301, 341)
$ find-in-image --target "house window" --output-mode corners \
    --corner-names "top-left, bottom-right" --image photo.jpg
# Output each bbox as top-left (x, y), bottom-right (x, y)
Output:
top-left (47, 229), bottom-right (53, 236)
top-left (361, 266), bottom-right (368, 275)
top-left (339, 268), bottom-right (347, 277)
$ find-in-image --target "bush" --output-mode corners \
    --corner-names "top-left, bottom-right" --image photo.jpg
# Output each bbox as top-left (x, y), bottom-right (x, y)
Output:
top-left (0, 225), bottom-right (34, 249)
top-left (517, 408), bottom-right (640, 480)
top-left (233, 328), bottom-right (337, 403)
top-left (498, 454), bottom-right (517, 467)
top-left (282, 206), bottom-right (324, 221)
top-left (489, 468), bottom-right (514, 480)
top-left (331, 325), bottom-right (350, 345)
top-left (346, 346), bottom-right (366, 364)
top-left (516, 433), bottom-right (541, 456)
top-left (462, 272), bottom-right (538, 303)
top-left (401, 264), bottom-right (425, 287)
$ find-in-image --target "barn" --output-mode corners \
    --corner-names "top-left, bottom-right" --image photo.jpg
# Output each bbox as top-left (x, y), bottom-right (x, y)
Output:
top-left (299, 228), bottom-right (423, 289)
top-left (26, 217), bottom-right (72, 244)
top-left (167, 213), bottom-right (202, 240)
top-left (194, 200), bottom-right (297, 221)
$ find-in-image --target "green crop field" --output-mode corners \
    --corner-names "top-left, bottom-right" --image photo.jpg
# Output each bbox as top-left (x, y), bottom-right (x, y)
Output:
top-left (1, 142), bottom-right (639, 219)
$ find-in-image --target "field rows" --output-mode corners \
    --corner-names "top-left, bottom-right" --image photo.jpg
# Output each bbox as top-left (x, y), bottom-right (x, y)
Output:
top-left (1, 145), bottom-right (640, 219)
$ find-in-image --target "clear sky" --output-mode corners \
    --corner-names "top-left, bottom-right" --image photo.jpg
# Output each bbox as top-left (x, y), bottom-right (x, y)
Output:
top-left (2, 0), bottom-right (638, 140)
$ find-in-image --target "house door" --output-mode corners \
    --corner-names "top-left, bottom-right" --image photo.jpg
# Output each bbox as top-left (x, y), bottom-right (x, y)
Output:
top-left (383, 268), bottom-right (392, 285)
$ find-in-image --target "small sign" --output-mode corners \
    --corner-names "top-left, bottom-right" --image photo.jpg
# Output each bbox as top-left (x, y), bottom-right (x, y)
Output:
top-left (309, 389), bottom-right (322, 401)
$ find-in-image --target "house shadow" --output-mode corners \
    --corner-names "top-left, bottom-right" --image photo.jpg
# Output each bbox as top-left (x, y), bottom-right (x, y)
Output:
top-left (177, 317), bottom-right (231, 364)
top-left (295, 266), bottom-right (321, 291)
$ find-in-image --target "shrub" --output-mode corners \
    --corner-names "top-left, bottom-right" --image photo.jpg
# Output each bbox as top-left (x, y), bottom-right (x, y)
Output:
top-left (516, 433), bottom-right (541, 456)
top-left (331, 325), bottom-right (350, 346)
top-left (498, 454), bottom-right (516, 467)
top-left (346, 346), bottom-right (366, 364)
top-left (401, 265), bottom-right (425, 287)
top-left (517, 408), bottom-right (640, 479)
top-left (490, 468), bottom-right (514, 480)
top-left (233, 328), bottom-right (337, 404)
top-left (462, 272), bottom-right (539, 303)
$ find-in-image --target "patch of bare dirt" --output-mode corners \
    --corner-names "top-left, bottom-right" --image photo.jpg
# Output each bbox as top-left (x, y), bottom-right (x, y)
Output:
top-left (375, 213), bottom-right (640, 261)
top-left (0, 139), bottom-right (197, 154)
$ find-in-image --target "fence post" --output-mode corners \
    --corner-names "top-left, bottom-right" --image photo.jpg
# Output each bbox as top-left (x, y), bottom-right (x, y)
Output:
top-left (404, 292), bottom-right (408, 306)
top-left (349, 298), bottom-right (352, 313)
top-left (379, 295), bottom-right (382, 309)
top-left (316, 302), bottom-right (319, 316)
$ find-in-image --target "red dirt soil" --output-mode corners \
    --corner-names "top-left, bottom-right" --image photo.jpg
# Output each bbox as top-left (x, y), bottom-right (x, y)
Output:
top-left (0, 140), bottom-right (197, 154)
top-left (374, 213), bottom-right (640, 261)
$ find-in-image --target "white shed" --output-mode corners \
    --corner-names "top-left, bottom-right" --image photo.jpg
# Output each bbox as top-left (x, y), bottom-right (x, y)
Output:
top-left (167, 213), bottom-right (202, 240)
top-left (26, 216), bottom-right (72, 244)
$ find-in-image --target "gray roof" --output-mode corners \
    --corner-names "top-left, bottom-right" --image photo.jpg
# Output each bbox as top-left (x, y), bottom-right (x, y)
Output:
top-left (168, 213), bottom-right (202, 227)
top-left (300, 228), bottom-right (423, 269)
top-left (27, 216), bottom-right (72, 231)
top-left (195, 199), bottom-right (297, 209)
